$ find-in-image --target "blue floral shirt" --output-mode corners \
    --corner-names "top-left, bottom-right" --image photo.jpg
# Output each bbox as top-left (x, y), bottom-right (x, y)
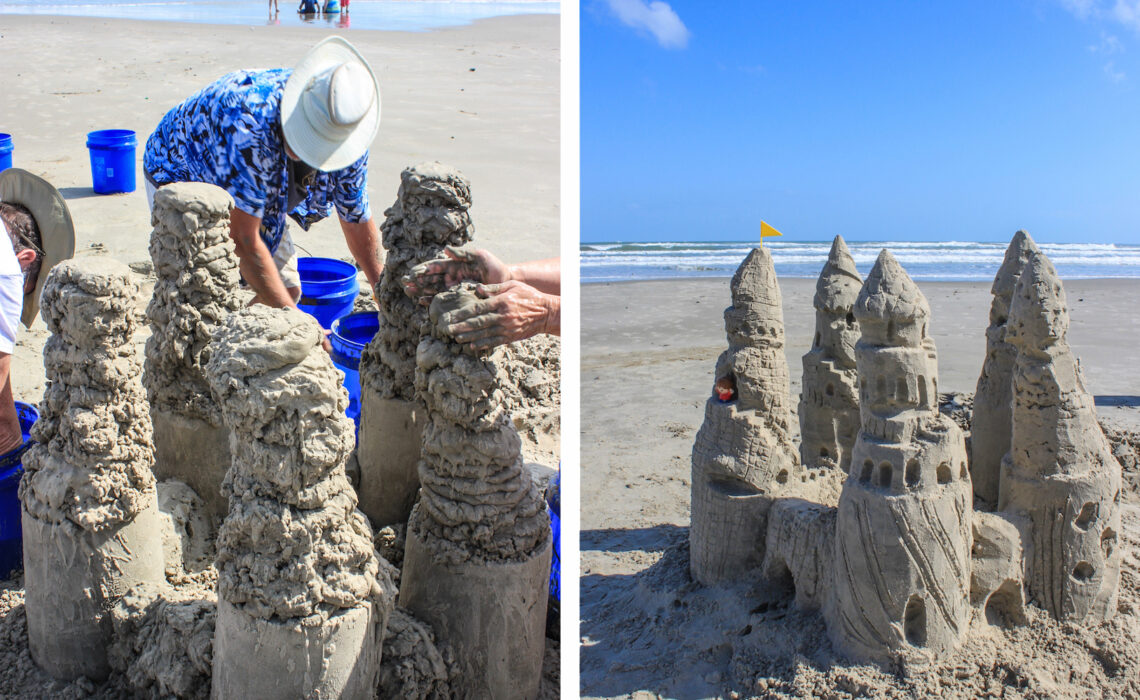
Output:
top-left (144, 69), bottom-right (371, 255)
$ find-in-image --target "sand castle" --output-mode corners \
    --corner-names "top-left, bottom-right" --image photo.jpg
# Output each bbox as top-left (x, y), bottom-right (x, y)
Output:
top-left (144, 183), bottom-right (242, 520)
top-left (799, 235), bottom-right (862, 472)
top-left (400, 284), bottom-right (552, 699)
top-left (829, 250), bottom-right (973, 663)
top-left (19, 259), bottom-right (165, 681)
top-left (971, 230), bottom-right (1039, 504)
top-left (689, 247), bottom-right (802, 586)
top-left (998, 251), bottom-right (1122, 622)
top-left (691, 238), bottom-right (1123, 666)
top-left (357, 162), bottom-right (475, 527)
top-left (205, 305), bottom-right (395, 697)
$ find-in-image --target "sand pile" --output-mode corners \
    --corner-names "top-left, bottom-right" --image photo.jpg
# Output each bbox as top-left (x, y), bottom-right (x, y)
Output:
top-left (401, 284), bottom-right (552, 698)
top-left (144, 183), bottom-right (241, 520)
top-left (356, 162), bottom-right (476, 527)
top-left (206, 305), bottom-right (395, 697)
top-left (496, 334), bottom-right (562, 464)
top-left (19, 258), bottom-right (165, 682)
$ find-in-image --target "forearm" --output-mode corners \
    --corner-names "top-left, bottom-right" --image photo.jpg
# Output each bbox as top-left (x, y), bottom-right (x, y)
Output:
top-left (509, 258), bottom-right (560, 295)
top-left (340, 217), bottom-right (383, 291)
top-left (0, 355), bottom-right (23, 455)
top-left (230, 211), bottom-right (294, 308)
top-left (540, 292), bottom-right (560, 336)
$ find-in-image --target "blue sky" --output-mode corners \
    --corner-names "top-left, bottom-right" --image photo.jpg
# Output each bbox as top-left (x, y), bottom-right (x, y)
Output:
top-left (581, 0), bottom-right (1140, 243)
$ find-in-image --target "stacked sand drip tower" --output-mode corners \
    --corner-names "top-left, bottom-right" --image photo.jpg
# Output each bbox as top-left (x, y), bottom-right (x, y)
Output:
top-left (205, 306), bottom-right (395, 697)
top-left (829, 250), bottom-right (972, 665)
top-left (19, 259), bottom-right (165, 681)
top-left (998, 251), bottom-right (1122, 622)
top-left (357, 163), bottom-right (475, 527)
top-left (400, 284), bottom-right (552, 699)
top-left (971, 230), bottom-right (1039, 504)
top-left (144, 183), bottom-right (241, 520)
top-left (689, 247), bottom-right (801, 586)
top-left (799, 235), bottom-right (862, 472)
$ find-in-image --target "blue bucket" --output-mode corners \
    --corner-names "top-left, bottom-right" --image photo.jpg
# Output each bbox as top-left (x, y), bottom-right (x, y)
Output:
top-left (0, 133), bottom-right (12, 172)
top-left (86, 129), bottom-right (137, 194)
top-left (298, 257), bottom-right (359, 329)
top-left (324, 0), bottom-right (340, 12)
top-left (330, 311), bottom-right (379, 428)
top-left (0, 401), bottom-right (38, 578)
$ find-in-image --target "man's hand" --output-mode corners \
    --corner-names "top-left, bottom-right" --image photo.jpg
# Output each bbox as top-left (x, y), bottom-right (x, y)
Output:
top-left (403, 247), bottom-right (510, 305)
top-left (440, 280), bottom-right (560, 350)
top-left (230, 209), bottom-right (296, 308)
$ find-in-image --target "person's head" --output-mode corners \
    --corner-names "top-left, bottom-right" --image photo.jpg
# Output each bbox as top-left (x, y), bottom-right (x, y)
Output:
top-left (0, 202), bottom-right (42, 294)
top-left (0, 169), bottom-right (77, 328)
top-left (281, 36), bottom-right (381, 172)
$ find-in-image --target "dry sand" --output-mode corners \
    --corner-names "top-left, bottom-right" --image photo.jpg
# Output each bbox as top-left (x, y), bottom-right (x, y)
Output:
top-left (581, 276), bottom-right (1140, 699)
top-left (0, 11), bottom-right (560, 697)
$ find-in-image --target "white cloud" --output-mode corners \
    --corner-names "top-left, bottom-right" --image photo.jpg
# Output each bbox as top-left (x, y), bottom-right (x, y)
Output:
top-left (605, 0), bottom-right (691, 49)
top-left (1104, 59), bottom-right (1127, 80)
top-left (1088, 32), bottom-right (1124, 52)
top-left (1062, 0), bottom-right (1099, 18)
top-left (1112, 0), bottom-right (1140, 31)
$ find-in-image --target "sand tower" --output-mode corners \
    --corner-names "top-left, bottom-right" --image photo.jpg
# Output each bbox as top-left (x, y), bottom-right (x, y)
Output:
top-left (357, 163), bottom-right (475, 527)
top-left (970, 230), bottom-right (1039, 504)
top-left (400, 285), bottom-right (552, 699)
top-left (206, 306), bottom-right (394, 698)
top-left (799, 235), bottom-right (862, 472)
top-left (998, 251), bottom-right (1122, 622)
top-left (828, 250), bottom-right (972, 665)
top-left (689, 247), bottom-right (801, 586)
top-left (144, 183), bottom-right (242, 520)
top-left (20, 259), bottom-right (165, 681)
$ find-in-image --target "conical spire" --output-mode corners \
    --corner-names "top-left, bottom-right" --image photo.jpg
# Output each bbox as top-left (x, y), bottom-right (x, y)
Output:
top-left (731, 246), bottom-right (783, 311)
top-left (1006, 250), bottom-right (1069, 357)
top-left (855, 250), bottom-right (930, 326)
top-left (814, 235), bottom-right (862, 313)
top-left (991, 230), bottom-right (1040, 300)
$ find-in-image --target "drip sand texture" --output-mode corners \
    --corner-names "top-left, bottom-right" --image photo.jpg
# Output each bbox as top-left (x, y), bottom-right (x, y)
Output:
top-left (799, 235), bottom-right (862, 473)
top-left (144, 182), bottom-right (242, 521)
top-left (357, 162), bottom-right (475, 527)
top-left (19, 258), bottom-right (165, 681)
top-left (828, 250), bottom-right (973, 665)
top-left (205, 305), bottom-right (395, 698)
top-left (971, 230), bottom-right (1039, 505)
top-left (689, 247), bottom-right (802, 586)
top-left (998, 250), bottom-right (1122, 623)
top-left (400, 284), bottom-right (552, 699)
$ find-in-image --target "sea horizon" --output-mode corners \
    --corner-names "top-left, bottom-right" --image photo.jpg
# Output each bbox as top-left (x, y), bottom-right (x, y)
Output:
top-left (580, 240), bottom-right (1140, 284)
top-left (0, 0), bottom-right (558, 31)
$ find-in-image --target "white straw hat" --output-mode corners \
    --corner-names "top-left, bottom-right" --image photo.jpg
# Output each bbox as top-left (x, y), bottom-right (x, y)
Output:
top-left (0, 168), bottom-right (76, 328)
top-left (281, 36), bottom-right (381, 172)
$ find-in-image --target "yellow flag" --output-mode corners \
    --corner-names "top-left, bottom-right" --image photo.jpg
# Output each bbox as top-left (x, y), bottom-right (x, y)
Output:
top-left (760, 220), bottom-right (784, 247)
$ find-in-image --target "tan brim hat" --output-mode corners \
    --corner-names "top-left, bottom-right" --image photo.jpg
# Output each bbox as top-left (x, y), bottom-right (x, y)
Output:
top-left (281, 36), bottom-right (381, 172)
top-left (0, 168), bottom-right (77, 328)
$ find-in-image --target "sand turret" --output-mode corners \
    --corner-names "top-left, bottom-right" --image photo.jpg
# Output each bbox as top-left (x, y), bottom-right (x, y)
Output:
top-left (399, 284), bottom-right (552, 699)
top-left (144, 183), bottom-right (242, 520)
top-left (828, 250), bottom-right (972, 664)
top-left (971, 230), bottom-right (1039, 504)
top-left (357, 163), bottom-right (475, 527)
top-left (19, 259), bottom-right (165, 681)
top-left (205, 306), bottom-right (395, 698)
top-left (998, 251), bottom-right (1122, 622)
top-left (689, 247), bottom-right (800, 586)
top-left (799, 235), bottom-right (862, 472)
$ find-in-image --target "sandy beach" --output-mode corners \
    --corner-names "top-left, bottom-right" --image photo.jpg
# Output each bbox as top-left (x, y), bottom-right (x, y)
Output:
top-left (581, 275), bottom-right (1140, 699)
top-left (0, 11), bottom-right (560, 697)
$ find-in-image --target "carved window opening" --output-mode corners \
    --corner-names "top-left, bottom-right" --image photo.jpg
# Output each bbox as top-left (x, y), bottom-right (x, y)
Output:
top-left (918, 375), bottom-right (928, 407)
top-left (1102, 528), bottom-right (1117, 559)
top-left (878, 462), bottom-right (892, 488)
top-left (1074, 502), bottom-right (1098, 531)
top-left (1072, 561), bottom-right (1095, 582)
top-left (903, 595), bottom-right (926, 646)
top-left (825, 383), bottom-right (835, 397)
top-left (861, 459), bottom-right (873, 483)
top-left (905, 459), bottom-right (920, 488)
top-left (845, 312), bottom-right (855, 327)
top-left (936, 463), bottom-right (951, 484)
top-left (814, 332), bottom-right (821, 347)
